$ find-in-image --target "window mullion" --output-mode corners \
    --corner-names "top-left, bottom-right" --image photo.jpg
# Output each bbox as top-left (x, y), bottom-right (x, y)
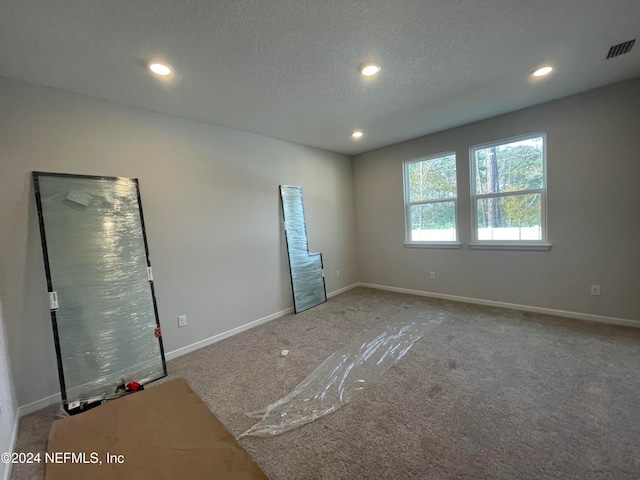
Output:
top-left (408, 198), bottom-right (457, 208)
top-left (473, 188), bottom-right (543, 201)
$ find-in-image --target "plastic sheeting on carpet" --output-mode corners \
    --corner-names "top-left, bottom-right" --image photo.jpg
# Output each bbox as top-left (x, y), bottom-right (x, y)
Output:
top-left (239, 308), bottom-right (444, 438)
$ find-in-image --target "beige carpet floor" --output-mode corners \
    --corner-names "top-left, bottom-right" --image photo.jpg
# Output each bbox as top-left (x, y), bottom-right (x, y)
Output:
top-left (10, 287), bottom-right (640, 479)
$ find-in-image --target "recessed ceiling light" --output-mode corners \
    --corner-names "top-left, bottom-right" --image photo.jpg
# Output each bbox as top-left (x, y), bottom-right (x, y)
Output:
top-left (352, 130), bottom-right (363, 138)
top-left (360, 63), bottom-right (381, 77)
top-left (149, 62), bottom-right (172, 76)
top-left (532, 66), bottom-right (553, 77)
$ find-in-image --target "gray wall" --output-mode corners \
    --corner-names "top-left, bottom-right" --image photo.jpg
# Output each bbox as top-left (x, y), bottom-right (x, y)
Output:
top-left (0, 76), bottom-right (358, 407)
top-left (2, 74), bottom-right (638, 409)
top-left (353, 79), bottom-right (640, 321)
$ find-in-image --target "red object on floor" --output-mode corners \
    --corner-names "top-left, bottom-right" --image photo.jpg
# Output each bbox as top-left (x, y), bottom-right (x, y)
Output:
top-left (127, 381), bottom-right (142, 392)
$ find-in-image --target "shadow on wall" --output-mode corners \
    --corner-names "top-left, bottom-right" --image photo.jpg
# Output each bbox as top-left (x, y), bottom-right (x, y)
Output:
top-left (13, 177), bottom-right (60, 406)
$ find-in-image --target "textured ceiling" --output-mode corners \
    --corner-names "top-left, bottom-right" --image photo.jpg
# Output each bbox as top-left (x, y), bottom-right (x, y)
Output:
top-left (1, 0), bottom-right (639, 155)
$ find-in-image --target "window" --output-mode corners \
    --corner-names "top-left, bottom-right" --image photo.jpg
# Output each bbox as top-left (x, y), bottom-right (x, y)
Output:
top-left (470, 133), bottom-right (548, 247)
top-left (403, 153), bottom-right (458, 246)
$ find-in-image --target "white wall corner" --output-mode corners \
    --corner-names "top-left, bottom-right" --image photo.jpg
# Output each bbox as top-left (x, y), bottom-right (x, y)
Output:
top-left (0, 415), bottom-right (19, 480)
top-left (0, 300), bottom-right (19, 480)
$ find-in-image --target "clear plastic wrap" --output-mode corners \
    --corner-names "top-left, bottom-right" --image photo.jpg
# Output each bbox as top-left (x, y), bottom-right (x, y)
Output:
top-left (280, 185), bottom-right (327, 313)
top-left (239, 308), bottom-right (443, 438)
top-left (34, 174), bottom-right (166, 409)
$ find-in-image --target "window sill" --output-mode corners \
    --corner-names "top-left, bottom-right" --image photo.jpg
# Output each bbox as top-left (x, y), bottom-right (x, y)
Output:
top-left (469, 243), bottom-right (552, 251)
top-left (404, 242), bottom-right (462, 249)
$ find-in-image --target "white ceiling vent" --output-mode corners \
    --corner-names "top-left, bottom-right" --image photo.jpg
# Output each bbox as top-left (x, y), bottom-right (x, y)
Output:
top-left (606, 39), bottom-right (635, 59)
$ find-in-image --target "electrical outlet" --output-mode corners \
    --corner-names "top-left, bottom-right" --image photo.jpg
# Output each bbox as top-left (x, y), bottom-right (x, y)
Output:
top-left (430, 271), bottom-right (436, 280)
top-left (336, 270), bottom-right (341, 278)
top-left (590, 285), bottom-right (601, 296)
top-left (178, 315), bottom-right (187, 327)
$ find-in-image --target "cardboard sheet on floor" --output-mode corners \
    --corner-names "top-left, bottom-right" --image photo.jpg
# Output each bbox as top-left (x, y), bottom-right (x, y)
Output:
top-left (46, 378), bottom-right (267, 480)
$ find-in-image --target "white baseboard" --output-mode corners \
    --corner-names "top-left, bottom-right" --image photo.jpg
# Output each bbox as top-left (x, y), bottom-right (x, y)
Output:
top-left (17, 391), bottom-right (61, 417)
top-left (165, 306), bottom-right (294, 361)
top-left (14, 282), bottom-right (360, 416)
top-left (16, 309), bottom-right (294, 416)
top-left (327, 283), bottom-right (358, 298)
top-left (1, 414), bottom-right (19, 480)
top-left (358, 282), bottom-right (640, 328)
top-left (165, 283), bottom-right (358, 361)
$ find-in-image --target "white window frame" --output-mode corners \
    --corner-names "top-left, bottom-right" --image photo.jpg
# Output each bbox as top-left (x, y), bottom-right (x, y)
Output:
top-left (403, 152), bottom-right (461, 249)
top-left (469, 132), bottom-right (551, 250)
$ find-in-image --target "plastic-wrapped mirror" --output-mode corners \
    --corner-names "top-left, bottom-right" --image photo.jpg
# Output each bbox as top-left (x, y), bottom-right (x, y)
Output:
top-left (33, 172), bottom-right (167, 413)
top-left (279, 185), bottom-right (327, 313)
